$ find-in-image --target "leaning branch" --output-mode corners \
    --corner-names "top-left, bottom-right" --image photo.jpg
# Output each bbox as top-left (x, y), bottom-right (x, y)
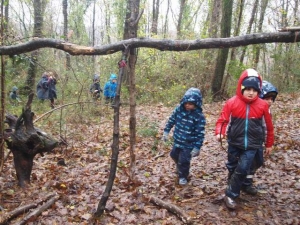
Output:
top-left (0, 32), bottom-right (300, 56)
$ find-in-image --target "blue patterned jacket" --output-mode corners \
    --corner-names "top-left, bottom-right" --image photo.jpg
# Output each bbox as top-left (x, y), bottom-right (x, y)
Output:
top-left (164, 88), bottom-right (206, 151)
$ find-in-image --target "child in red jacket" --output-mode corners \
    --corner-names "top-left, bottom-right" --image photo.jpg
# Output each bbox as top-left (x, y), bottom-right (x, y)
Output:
top-left (215, 69), bottom-right (274, 209)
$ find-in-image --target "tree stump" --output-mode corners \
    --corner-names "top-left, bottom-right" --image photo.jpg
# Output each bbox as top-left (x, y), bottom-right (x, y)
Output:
top-left (3, 93), bottom-right (58, 187)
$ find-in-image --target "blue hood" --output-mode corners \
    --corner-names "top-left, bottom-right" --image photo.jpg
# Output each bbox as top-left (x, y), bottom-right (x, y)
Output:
top-left (180, 87), bottom-right (203, 109)
top-left (110, 74), bottom-right (117, 80)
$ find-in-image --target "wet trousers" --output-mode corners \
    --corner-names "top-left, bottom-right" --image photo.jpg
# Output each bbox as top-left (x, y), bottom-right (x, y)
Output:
top-left (170, 146), bottom-right (192, 179)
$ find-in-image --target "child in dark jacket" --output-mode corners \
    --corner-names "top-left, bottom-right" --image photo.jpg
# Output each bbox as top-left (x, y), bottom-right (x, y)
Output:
top-left (215, 69), bottom-right (274, 209)
top-left (90, 74), bottom-right (103, 100)
top-left (9, 86), bottom-right (21, 104)
top-left (242, 80), bottom-right (278, 194)
top-left (162, 88), bottom-right (206, 186)
top-left (36, 72), bottom-right (57, 109)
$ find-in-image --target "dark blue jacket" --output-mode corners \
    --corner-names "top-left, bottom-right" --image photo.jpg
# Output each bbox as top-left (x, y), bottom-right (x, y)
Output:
top-left (36, 73), bottom-right (57, 100)
top-left (164, 88), bottom-right (206, 151)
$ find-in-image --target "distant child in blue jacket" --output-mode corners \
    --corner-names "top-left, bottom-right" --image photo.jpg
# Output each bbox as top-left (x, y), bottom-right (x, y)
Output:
top-left (104, 74), bottom-right (117, 104)
top-left (162, 88), bottom-right (206, 185)
top-left (9, 86), bottom-right (21, 104)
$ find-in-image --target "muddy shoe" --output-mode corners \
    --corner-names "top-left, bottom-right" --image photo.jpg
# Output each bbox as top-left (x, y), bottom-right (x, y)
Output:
top-left (224, 196), bottom-right (237, 209)
top-left (241, 185), bottom-right (258, 195)
top-left (179, 178), bottom-right (187, 186)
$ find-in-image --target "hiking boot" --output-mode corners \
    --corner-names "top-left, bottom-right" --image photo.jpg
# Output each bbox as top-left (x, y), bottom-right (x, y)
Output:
top-left (241, 185), bottom-right (258, 195)
top-left (224, 196), bottom-right (237, 209)
top-left (179, 178), bottom-right (187, 186)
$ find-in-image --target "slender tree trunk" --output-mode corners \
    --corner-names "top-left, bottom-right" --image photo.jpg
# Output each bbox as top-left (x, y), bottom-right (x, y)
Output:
top-left (177, 0), bottom-right (186, 38)
top-left (253, 0), bottom-right (269, 69)
top-left (239, 0), bottom-right (258, 64)
top-left (151, 0), bottom-right (160, 35)
top-left (24, 0), bottom-right (45, 94)
top-left (222, 0), bottom-right (245, 92)
top-left (163, 0), bottom-right (170, 38)
top-left (211, 0), bottom-right (233, 101)
top-left (0, 0), bottom-right (6, 172)
top-left (63, 0), bottom-right (71, 70)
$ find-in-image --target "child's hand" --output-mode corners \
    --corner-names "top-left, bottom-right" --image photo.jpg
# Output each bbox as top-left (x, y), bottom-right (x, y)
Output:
top-left (265, 147), bottom-right (272, 156)
top-left (191, 148), bottom-right (200, 157)
top-left (216, 134), bottom-right (224, 142)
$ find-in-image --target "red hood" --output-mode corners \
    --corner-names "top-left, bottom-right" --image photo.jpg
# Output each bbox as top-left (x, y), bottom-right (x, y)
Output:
top-left (236, 69), bottom-right (262, 103)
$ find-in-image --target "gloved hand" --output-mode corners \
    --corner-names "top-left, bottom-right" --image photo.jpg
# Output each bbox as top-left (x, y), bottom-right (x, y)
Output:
top-left (161, 132), bottom-right (169, 142)
top-left (191, 148), bottom-right (200, 157)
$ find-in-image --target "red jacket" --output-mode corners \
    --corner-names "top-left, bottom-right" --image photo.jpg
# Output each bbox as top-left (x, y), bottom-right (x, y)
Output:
top-left (215, 69), bottom-right (274, 149)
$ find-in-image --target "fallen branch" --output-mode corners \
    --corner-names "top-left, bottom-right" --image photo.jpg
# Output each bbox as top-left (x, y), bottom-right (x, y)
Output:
top-left (154, 152), bottom-right (165, 160)
top-left (149, 195), bottom-right (192, 224)
top-left (12, 194), bottom-right (59, 225)
top-left (0, 193), bottom-right (56, 225)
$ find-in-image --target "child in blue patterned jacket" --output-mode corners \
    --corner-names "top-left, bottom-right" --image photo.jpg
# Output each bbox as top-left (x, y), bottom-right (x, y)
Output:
top-left (162, 88), bottom-right (206, 185)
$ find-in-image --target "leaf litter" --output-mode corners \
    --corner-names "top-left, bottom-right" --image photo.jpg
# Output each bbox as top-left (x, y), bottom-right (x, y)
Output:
top-left (0, 94), bottom-right (299, 224)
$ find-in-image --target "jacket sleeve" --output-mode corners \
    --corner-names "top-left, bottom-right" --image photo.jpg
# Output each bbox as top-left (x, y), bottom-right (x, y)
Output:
top-left (163, 107), bottom-right (178, 133)
top-left (193, 113), bottom-right (206, 150)
top-left (215, 101), bottom-right (231, 135)
top-left (263, 105), bottom-right (274, 147)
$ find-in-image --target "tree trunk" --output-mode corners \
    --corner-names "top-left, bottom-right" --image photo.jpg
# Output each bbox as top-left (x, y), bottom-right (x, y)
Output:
top-left (253, 0), bottom-right (269, 69)
top-left (163, 0), bottom-right (170, 38)
top-left (151, 0), bottom-right (160, 35)
top-left (177, 0), bottom-right (186, 38)
top-left (63, 0), bottom-right (71, 70)
top-left (94, 49), bottom-right (129, 217)
top-left (24, 0), bottom-right (45, 94)
top-left (211, 0), bottom-right (233, 101)
top-left (3, 94), bottom-right (58, 187)
top-left (239, 0), bottom-right (259, 64)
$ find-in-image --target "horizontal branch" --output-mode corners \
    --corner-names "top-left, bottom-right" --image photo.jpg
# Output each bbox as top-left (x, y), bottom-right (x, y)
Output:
top-left (0, 31), bottom-right (299, 56)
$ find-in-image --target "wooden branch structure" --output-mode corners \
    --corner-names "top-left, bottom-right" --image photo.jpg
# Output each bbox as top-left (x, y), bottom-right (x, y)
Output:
top-left (0, 31), bottom-right (300, 56)
top-left (0, 193), bottom-right (57, 225)
top-left (149, 195), bottom-right (192, 224)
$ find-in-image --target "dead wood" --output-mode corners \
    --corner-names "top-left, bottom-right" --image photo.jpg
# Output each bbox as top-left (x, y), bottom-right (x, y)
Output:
top-left (3, 94), bottom-right (58, 187)
top-left (0, 32), bottom-right (300, 56)
top-left (149, 195), bottom-right (192, 224)
top-left (12, 194), bottom-right (59, 225)
top-left (0, 193), bottom-right (56, 225)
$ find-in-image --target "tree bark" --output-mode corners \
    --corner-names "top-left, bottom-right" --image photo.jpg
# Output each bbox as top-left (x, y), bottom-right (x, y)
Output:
top-left (151, 0), bottom-right (160, 35)
top-left (177, 0), bottom-right (186, 38)
top-left (94, 48), bottom-right (130, 217)
top-left (0, 32), bottom-right (299, 56)
top-left (211, 0), bottom-right (233, 101)
top-left (24, 0), bottom-right (46, 94)
top-left (63, 0), bottom-right (71, 70)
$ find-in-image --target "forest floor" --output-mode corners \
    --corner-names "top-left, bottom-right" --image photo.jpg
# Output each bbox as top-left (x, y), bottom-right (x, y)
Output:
top-left (0, 93), bottom-right (300, 225)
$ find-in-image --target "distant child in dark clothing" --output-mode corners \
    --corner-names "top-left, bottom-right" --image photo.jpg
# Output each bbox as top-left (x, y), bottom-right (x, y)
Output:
top-left (90, 74), bottom-right (103, 100)
top-left (36, 72), bottom-right (57, 109)
top-left (243, 80), bottom-right (278, 194)
top-left (215, 69), bottom-right (274, 209)
top-left (103, 73), bottom-right (117, 104)
top-left (162, 88), bottom-right (206, 186)
top-left (9, 86), bottom-right (21, 104)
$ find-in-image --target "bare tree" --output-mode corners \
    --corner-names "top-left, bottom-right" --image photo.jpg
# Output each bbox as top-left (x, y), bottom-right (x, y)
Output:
top-left (63, 0), bottom-right (71, 70)
top-left (239, 0), bottom-right (259, 64)
top-left (151, 0), bottom-right (160, 35)
top-left (211, 0), bottom-right (233, 101)
top-left (177, 0), bottom-right (186, 38)
top-left (24, 0), bottom-right (46, 94)
top-left (163, 0), bottom-right (170, 38)
top-left (253, 0), bottom-right (269, 69)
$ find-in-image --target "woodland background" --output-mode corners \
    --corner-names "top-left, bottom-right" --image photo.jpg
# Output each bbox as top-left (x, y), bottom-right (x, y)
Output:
top-left (0, 0), bottom-right (300, 224)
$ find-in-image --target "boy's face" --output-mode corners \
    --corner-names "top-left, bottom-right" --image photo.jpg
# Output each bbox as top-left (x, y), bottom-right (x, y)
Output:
top-left (112, 79), bottom-right (117, 83)
top-left (184, 102), bottom-right (196, 111)
top-left (263, 96), bottom-right (273, 107)
top-left (243, 87), bottom-right (258, 100)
